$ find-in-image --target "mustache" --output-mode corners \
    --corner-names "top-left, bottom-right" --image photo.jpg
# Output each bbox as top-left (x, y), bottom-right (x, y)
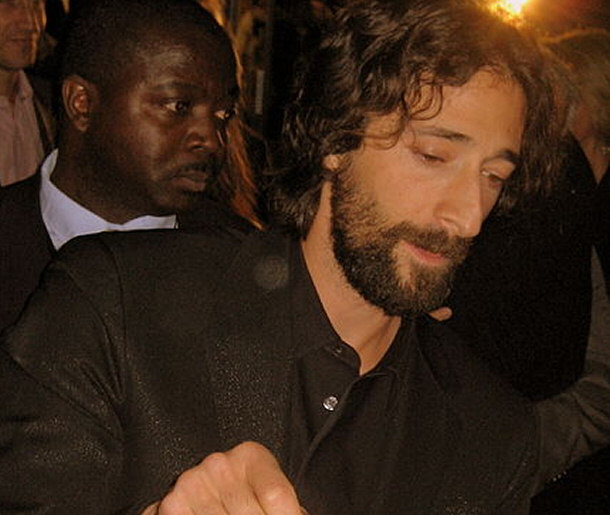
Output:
top-left (384, 222), bottom-right (472, 263)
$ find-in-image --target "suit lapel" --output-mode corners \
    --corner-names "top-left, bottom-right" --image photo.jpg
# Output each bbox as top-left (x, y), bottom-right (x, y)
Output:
top-left (206, 231), bottom-right (297, 460)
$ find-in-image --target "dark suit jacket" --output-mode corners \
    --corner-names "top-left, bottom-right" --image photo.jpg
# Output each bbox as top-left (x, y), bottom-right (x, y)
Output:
top-left (0, 173), bottom-right (53, 331)
top-left (0, 229), bottom-right (537, 514)
top-left (0, 173), bottom-right (254, 331)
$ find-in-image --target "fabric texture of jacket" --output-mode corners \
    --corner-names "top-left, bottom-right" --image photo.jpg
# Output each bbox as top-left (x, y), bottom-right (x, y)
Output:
top-left (0, 228), bottom-right (537, 514)
top-left (0, 173), bottom-right (253, 331)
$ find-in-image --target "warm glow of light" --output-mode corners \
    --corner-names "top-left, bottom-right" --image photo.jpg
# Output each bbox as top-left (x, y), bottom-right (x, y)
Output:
top-left (490, 0), bottom-right (530, 19)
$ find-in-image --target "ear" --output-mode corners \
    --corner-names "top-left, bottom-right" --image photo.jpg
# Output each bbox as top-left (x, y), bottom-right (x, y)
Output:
top-left (61, 75), bottom-right (99, 132)
top-left (322, 154), bottom-right (342, 172)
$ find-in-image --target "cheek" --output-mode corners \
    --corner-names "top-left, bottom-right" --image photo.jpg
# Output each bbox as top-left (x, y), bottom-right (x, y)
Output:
top-left (369, 164), bottom-right (441, 226)
top-left (0, 11), bottom-right (11, 27)
top-left (103, 99), bottom-right (177, 164)
top-left (116, 123), bottom-right (170, 168)
top-left (96, 123), bottom-right (156, 179)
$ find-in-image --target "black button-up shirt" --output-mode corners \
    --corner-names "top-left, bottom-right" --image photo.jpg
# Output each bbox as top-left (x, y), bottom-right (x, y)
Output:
top-left (286, 241), bottom-right (417, 513)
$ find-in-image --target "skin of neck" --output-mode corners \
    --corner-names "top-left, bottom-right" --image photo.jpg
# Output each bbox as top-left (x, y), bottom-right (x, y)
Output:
top-left (50, 132), bottom-right (140, 224)
top-left (301, 181), bottom-right (402, 375)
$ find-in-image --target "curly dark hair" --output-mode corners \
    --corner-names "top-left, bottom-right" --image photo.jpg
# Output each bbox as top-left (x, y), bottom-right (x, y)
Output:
top-left (57, 0), bottom-right (260, 225)
top-left (269, 0), bottom-right (563, 237)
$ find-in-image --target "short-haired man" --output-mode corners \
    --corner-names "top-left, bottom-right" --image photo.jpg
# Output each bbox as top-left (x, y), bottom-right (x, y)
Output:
top-left (0, 0), bottom-right (258, 330)
top-left (0, 0), bottom-right (55, 186)
top-left (0, 1), bottom-right (608, 514)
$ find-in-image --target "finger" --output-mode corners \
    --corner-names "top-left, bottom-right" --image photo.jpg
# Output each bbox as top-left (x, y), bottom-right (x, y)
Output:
top-left (139, 502), bottom-right (160, 515)
top-left (157, 463), bottom-right (228, 515)
top-left (239, 444), bottom-right (302, 514)
top-left (202, 451), bottom-right (266, 515)
top-left (428, 306), bottom-right (452, 321)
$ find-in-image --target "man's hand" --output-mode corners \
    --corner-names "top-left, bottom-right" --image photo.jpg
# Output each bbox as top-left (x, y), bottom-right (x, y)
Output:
top-left (141, 441), bottom-right (305, 514)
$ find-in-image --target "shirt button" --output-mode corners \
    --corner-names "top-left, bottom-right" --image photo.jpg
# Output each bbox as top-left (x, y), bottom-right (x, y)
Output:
top-left (332, 345), bottom-right (344, 357)
top-left (322, 395), bottom-right (339, 412)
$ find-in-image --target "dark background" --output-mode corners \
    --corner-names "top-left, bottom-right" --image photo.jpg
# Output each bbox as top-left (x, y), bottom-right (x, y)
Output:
top-left (524, 0), bottom-right (610, 33)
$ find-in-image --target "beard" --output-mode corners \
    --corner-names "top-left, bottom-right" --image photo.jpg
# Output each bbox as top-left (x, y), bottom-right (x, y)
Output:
top-left (330, 171), bottom-right (472, 317)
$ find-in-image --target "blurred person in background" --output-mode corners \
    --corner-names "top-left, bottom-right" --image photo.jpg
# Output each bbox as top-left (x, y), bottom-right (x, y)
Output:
top-left (442, 24), bottom-right (610, 515)
top-left (529, 27), bottom-right (610, 515)
top-left (0, 0), bottom-right (55, 187)
top-left (446, 30), bottom-right (610, 401)
top-left (548, 28), bottom-right (610, 290)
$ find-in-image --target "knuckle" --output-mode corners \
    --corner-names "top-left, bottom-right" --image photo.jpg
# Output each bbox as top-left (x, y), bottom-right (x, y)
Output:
top-left (173, 466), bottom-right (208, 496)
top-left (234, 441), bottom-right (270, 459)
top-left (157, 490), bottom-right (188, 515)
top-left (201, 451), bottom-right (234, 478)
top-left (236, 440), bottom-right (264, 451)
top-left (259, 482), bottom-right (297, 507)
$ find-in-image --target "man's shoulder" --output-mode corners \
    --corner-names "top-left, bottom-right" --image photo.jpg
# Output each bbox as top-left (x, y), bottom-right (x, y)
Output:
top-left (60, 225), bottom-right (246, 268)
top-left (0, 173), bottom-right (44, 240)
top-left (0, 173), bottom-right (50, 331)
top-left (178, 196), bottom-right (257, 237)
top-left (417, 317), bottom-right (533, 419)
top-left (55, 228), bottom-right (286, 291)
top-left (415, 317), bottom-right (537, 504)
top-left (0, 173), bottom-right (40, 207)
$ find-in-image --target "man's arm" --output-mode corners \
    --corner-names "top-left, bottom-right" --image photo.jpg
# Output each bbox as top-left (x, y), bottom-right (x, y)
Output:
top-left (0, 236), bottom-right (305, 514)
top-left (535, 249), bottom-right (610, 491)
top-left (0, 252), bottom-right (125, 513)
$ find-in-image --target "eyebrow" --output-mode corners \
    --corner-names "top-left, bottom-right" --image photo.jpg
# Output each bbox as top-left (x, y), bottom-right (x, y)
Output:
top-left (149, 81), bottom-right (240, 101)
top-left (413, 126), bottom-right (521, 166)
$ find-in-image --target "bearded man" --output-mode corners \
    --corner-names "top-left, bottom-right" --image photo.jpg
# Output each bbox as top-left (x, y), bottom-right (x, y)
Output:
top-left (1, 1), bottom-right (609, 514)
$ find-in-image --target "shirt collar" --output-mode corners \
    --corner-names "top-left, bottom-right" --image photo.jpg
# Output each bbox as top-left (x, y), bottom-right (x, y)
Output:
top-left (0, 71), bottom-right (33, 108)
top-left (39, 149), bottom-right (177, 250)
top-left (290, 239), bottom-right (342, 357)
top-left (15, 71), bottom-right (33, 101)
top-left (289, 238), bottom-right (413, 376)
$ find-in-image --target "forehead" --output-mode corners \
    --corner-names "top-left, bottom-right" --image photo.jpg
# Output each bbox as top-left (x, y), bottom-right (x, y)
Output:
top-left (113, 26), bottom-right (237, 94)
top-left (0, 0), bottom-right (45, 16)
top-left (368, 71), bottom-right (526, 148)
top-left (0, 0), bottom-right (45, 10)
top-left (427, 71), bottom-right (525, 145)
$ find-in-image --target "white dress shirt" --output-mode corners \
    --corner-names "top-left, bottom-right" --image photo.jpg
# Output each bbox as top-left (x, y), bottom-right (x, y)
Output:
top-left (40, 150), bottom-right (177, 250)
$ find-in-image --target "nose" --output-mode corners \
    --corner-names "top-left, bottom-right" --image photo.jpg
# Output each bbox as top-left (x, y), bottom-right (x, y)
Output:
top-left (435, 168), bottom-right (486, 239)
top-left (186, 109), bottom-right (223, 155)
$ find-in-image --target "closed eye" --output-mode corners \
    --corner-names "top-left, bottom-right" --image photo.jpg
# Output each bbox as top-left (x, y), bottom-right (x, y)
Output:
top-left (416, 151), bottom-right (446, 164)
top-left (481, 169), bottom-right (508, 187)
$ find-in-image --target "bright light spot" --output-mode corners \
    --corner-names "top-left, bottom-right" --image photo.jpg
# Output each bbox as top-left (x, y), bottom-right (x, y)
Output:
top-left (490, 0), bottom-right (529, 19)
